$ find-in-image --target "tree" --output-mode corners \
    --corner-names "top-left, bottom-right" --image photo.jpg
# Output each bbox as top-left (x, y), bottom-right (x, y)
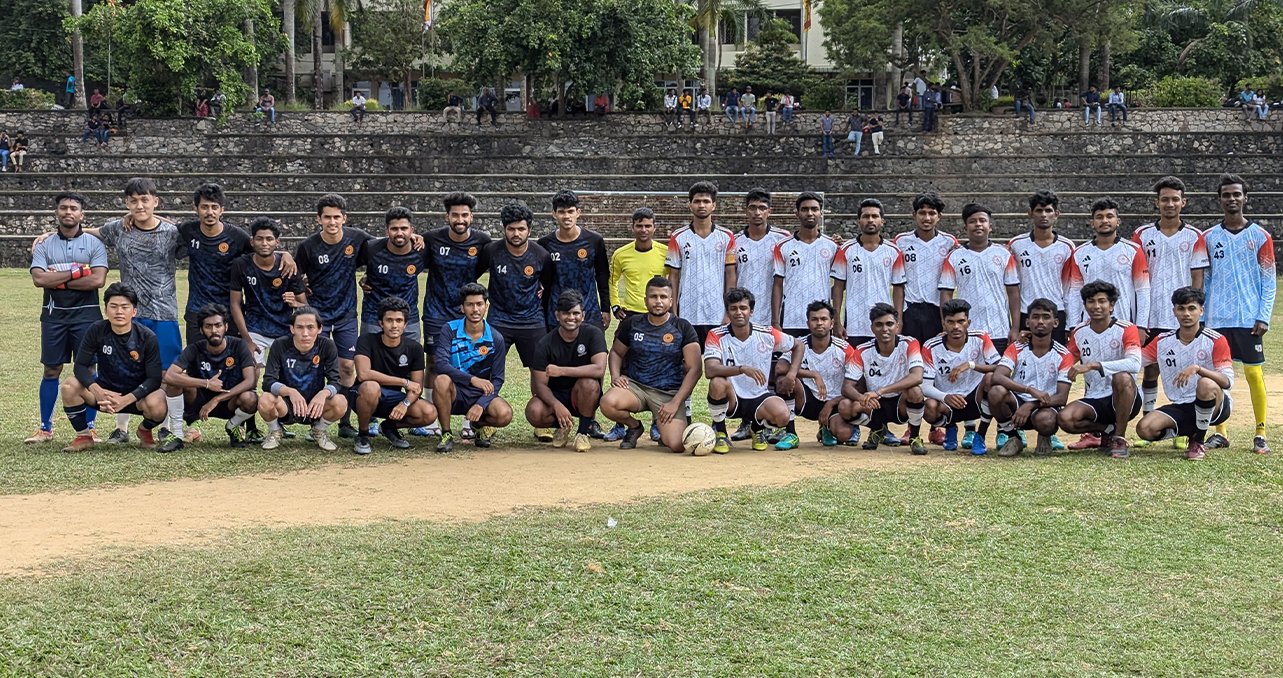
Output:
top-left (0, 0), bottom-right (74, 85)
top-left (283, 0), bottom-right (296, 104)
top-left (722, 18), bottom-right (809, 95)
top-left (71, 0), bottom-right (84, 109)
top-left (345, 0), bottom-right (430, 105)
top-left (688, 0), bottom-right (769, 104)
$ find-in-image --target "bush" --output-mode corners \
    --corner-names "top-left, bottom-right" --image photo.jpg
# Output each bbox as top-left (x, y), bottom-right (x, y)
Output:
top-left (1151, 76), bottom-right (1222, 107)
top-left (619, 82), bottom-right (664, 111)
top-left (800, 77), bottom-right (844, 111)
top-left (0, 88), bottom-right (56, 109)
top-left (417, 77), bottom-right (467, 110)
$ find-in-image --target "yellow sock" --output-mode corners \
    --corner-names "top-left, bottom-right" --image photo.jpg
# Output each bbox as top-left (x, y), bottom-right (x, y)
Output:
top-left (1245, 364), bottom-right (1267, 437)
top-left (1214, 422), bottom-right (1227, 436)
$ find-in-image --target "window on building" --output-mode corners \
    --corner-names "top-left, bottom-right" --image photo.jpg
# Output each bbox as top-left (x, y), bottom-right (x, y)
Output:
top-left (773, 10), bottom-right (802, 40)
top-left (846, 79), bottom-right (875, 110)
top-left (719, 18), bottom-right (738, 44)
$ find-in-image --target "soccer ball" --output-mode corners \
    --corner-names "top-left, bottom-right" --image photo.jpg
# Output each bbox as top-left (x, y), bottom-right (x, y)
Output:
top-left (683, 422), bottom-right (717, 456)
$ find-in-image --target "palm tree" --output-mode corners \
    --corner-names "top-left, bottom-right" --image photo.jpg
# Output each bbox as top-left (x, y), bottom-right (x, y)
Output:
top-left (688, 0), bottom-right (770, 106)
top-left (283, 0), bottom-right (296, 104)
top-left (296, 0), bottom-right (360, 109)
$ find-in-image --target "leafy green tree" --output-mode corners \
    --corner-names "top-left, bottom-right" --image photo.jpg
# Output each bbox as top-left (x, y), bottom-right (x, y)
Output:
top-left (721, 18), bottom-right (809, 95)
top-left (345, 0), bottom-right (431, 104)
top-left (0, 0), bottom-right (74, 83)
top-left (1151, 73), bottom-right (1222, 104)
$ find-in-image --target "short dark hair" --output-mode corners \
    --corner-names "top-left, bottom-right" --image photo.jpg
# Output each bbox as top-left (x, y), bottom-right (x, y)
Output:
top-left (868, 302), bottom-right (898, 322)
top-left (291, 305), bottom-right (323, 325)
top-left (555, 289), bottom-right (585, 313)
top-left (858, 197), bottom-right (883, 217)
top-left (941, 298), bottom-right (971, 317)
top-left (103, 282), bottom-right (139, 306)
top-left (745, 188), bottom-right (772, 206)
top-left (1028, 190), bottom-right (1059, 211)
top-left (500, 201), bottom-right (534, 227)
top-left (688, 181), bottom-right (718, 202)
top-left (384, 206), bottom-right (413, 225)
top-left (1080, 280), bottom-right (1119, 303)
top-left (1171, 286), bottom-right (1205, 306)
top-left (1027, 298), bottom-right (1059, 316)
top-left (316, 193), bottom-right (347, 215)
top-left (724, 287), bottom-right (755, 310)
top-left (806, 300), bottom-right (834, 319)
top-left (248, 216), bottom-right (280, 239)
top-left (631, 207), bottom-right (655, 223)
top-left (552, 189), bottom-right (579, 210)
top-left (192, 183), bottom-right (225, 207)
top-left (443, 191), bottom-right (477, 211)
top-left (377, 295), bottom-right (411, 320)
top-left (1090, 197), bottom-right (1119, 215)
top-left (196, 303), bottom-right (229, 327)
top-left (1217, 173), bottom-right (1247, 195)
top-left (459, 282), bottom-right (488, 303)
top-left (54, 191), bottom-right (87, 209)
top-left (961, 203), bottom-right (991, 222)
top-left (645, 275), bottom-right (671, 292)
top-left (1153, 176), bottom-right (1186, 196)
top-left (123, 177), bottom-right (158, 198)
top-left (912, 192), bottom-right (945, 213)
top-left (796, 191), bottom-right (824, 211)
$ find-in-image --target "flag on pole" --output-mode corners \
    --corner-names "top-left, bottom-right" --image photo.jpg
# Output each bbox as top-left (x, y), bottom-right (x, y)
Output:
top-left (423, 0), bottom-right (433, 29)
top-left (803, 0), bottom-right (811, 31)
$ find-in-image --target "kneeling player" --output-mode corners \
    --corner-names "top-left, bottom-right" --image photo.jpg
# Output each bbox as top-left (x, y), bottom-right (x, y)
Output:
top-left (775, 300), bottom-right (857, 448)
top-left (986, 298), bottom-right (1073, 456)
top-left (1135, 287), bottom-right (1234, 460)
top-left (1057, 281), bottom-right (1143, 458)
top-left (352, 297), bottom-right (439, 455)
top-left (839, 303), bottom-right (928, 454)
top-left (921, 299), bottom-right (1003, 455)
top-left (432, 283), bottom-right (514, 452)
top-left (705, 288), bottom-right (795, 452)
top-left (61, 284), bottom-right (177, 452)
top-left (526, 290), bottom-right (608, 452)
top-left (162, 303), bottom-right (259, 449)
top-left (258, 306), bottom-right (348, 451)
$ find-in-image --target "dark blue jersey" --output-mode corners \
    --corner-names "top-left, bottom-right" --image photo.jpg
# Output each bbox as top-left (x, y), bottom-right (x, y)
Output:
top-left (73, 320), bottom-right (163, 401)
top-left (435, 319), bottom-right (507, 410)
top-left (262, 336), bottom-right (341, 400)
top-left (230, 254), bottom-right (307, 338)
top-left (172, 337), bottom-right (255, 391)
top-left (423, 227), bottom-right (490, 321)
top-left (359, 238), bottom-right (425, 325)
top-left (617, 312), bottom-right (699, 392)
top-left (295, 227), bottom-right (371, 325)
top-left (537, 228), bottom-right (611, 326)
top-left (177, 220), bottom-right (253, 313)
top-left (477, 240), bottom-right (555, 327)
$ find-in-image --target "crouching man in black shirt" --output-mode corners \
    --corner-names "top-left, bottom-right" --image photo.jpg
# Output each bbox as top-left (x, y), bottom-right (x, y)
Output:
top-left (258, 306), bottom-right (347, 451)
top-left (352, 297), bottom-right (438, 455)
top-left (162, 303), bottom-right (259, 449)
top-left (526, 290), bottom-right (608, 452)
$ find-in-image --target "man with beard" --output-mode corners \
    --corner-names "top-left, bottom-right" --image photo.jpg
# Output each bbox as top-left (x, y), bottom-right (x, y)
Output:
top-left (359, 207), bottom-right (427, 342)
top-left (161, 304), bottom-right (259, 449)
top-left (432, 284), bottom-right (514, 452)
top-left (986, 298), bottom-right (1073, 457)
top-left (352, 297), bottom-right (438, 455)
top-left (526, 290), bottom-right (609, 453)
top-left (1007, 190), bottom-right (1074, 346)
top-left (479, 202), bottom-right (556, 370)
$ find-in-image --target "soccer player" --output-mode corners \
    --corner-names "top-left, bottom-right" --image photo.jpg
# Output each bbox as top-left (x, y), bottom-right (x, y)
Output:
top-left (734, 188), bottom-right (791, 327)
top-left (1064, 197), bottom-right (1151, 335)
top-left (161, 303), bottom-right (258, 449)
top-left (538, 189), bottom-right (611, 330)
top-left (920, 299), bottom-right (1003, 455)
top-left (610, 207), bottom-right (669, 321)
top-left (986, 298), bottom-right (1073, 456)
top-left (479, 201), bottom-right (555, 365)
top-left (667, 181), bottom-right (737, 348)
top-left (59, 283), bottom-right (176, 453)
top-left (939, 204), bottom-right (1021, 354)
top-left (359, 206), bottom-right (426, 342)
top-left (432, 283), bottom-right (514, 452)
top-left (176, 183), bottom-right (263, 345)
top-left (258, 306), bottom-right (348, 451)
top-left (893, 192), bottom-right (958, 343)
top-left (229, 217), bottom-right (308, 367)
top-left (600, 276), bottom-right (703, 453)
top-left (1202, 174), bottom-right (1275, 453)
top-left (704, 288), bottom-right (795, 453)
top-left (27, 192), bottom-right (107, 444)
top-left (831, 197), bottom-right (905, 345)
top-left (1007, 190), bottom-right (1074, 345)
top-left (1132, 176), bottom-right (1208, 422)
top-left (526, 290), bottom-right (609, 452)
top-left (1136, 287), bottom-right (1234, 460)
top-left (1057, 281), bottom-right (1143, 459)
top-left (352, 297), bottom-right (438, 455)
top-left (772, 192), bottom-right (839, 337)
top-left (839, 304), bottom-right (927, 454)
top-left (774, 300), bottom-right (859, 448)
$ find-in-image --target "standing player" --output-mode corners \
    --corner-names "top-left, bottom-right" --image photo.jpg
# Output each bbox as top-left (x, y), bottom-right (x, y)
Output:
top-left (920, 299), bottom-right (1003, 455)
top-left (526, 290), bottom-right (609, 453)
top-left (1136, 287), bottom-right (1234, 460)
top-left (600, 276), bottom-right (703, 453)
top-left (432, 283), bottom-right (514, 452)
top-left (1007, 191), bottom-right (1074, 345)
top-left (161, 303), bottom-right (258, 449)
top-left (839, 304), bottom-right (928, 455)
top-left (352, 297), bottom-right (438, 455)
top-left (667, 181), bottom-right (737, 348)
top-left (773, 192), bottom-right (839, 337)
top-left (1057, 281), bottom-right (1143, 459)
top-left (894, 192), bottom-right (958, 344)
top-left (176, 183), bottom-right (264, 345)
top-left (258, 306), bottom-right (348, 452)
top-left (27, 192), bottom-right (107, 443)
top-left (538, 190), bottom-right (612, 330)
top-left (774, 300), bottom-right (859, 448)
top-left (359, 206), bottom-right (427, 342)
top-left (831, 197), bottom-right (905, 344)
top-left (229, 217), bottom-right (308, 367)
top-left (59, 284), bottom-right (176, 453)
top-left (704, 288), bottom-right (795, 453)
top-left (479, 201), bottom-right (555, 369)
top-left (734, 188), bottom-right (792, 327)
top-left (986, 298), bottom-right (1073, 456)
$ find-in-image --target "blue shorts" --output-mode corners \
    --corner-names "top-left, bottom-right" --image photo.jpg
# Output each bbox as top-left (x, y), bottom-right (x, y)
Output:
top-left (41, 320), bottom-right (95, 366)
top-left (352, 384), bottom-right (413, 418)
top-left (422, 318), bottom-right (445, 355)
top-left (323, 316), bottom-right (360, 360)
top-left (361, 319), bottom-right (422, 344)
top-left (136, 318), bottom-right (183, 369)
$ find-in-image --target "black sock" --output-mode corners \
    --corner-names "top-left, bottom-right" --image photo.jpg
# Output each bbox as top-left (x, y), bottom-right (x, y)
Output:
top-left (965, 422), bottom-right (976, 432)
top-left (246, 418), bottom-right (260, 434)
top-left (750, 420), bottom-right (765, 433)
top-left (907, 423), bottom-right (921, 438)
top-left (341, 408), bottom-right (353, 428)
top-left (577, 416), bottom-right (592, 435)
top-left (65, 405), bottom-right (88, 433)
top-left (977, 420), bottom-right (991, 437)
top-left (785, 419), bottom-right (796, 434)
top-left (141, 418), bottom-right (162, 431)
top-left (1191, 396), bottom-right (1216, 443)
top-left (713, 420), bottom-right (727, 435)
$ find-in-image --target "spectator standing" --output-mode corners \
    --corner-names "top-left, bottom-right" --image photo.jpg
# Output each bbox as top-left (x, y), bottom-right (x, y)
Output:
top-left (780, 91), bottom-right (795, 125)
top-left (723, 88), bottom-right (741, 123)
top-left (444, 91), bottom-right (463, 124)
top-left (663, 88), bottom-right (679, 128)
top-left (763, 91), bottom-right (779, 134)
top-left (209, 90), bottom-right (225, 119)
top-left (477, 88), bottom-right (499, 126)
top-left (912, 71), bottom-right (928, 109)
top-left (11, 130), bottom-right (27, 172)
top-left (922, 84), bottom-right (939, 132)
top-left (679, 89), bottom-right (693, 130)
top-left (990, 84), bottom-right (999, 101)
top-left (819, 110), bottom-right (835, 157)
top-left (846, 108), bottom-right (866, 155)
top-left (896, 85), bottom-right (912, 124)
top-left (350, 90), bottom-right (367, 124)
top-left (696, 88), bottom-right (712, 128)
top-left (0, 132), bottom-right (9, 172)
top-left (593, 93), bottom-right (609, 117)
top-left (739, 86), bottom-right (757, 128)
top-left (63, 72), bottom-right (75, 108)
top-left (256, 89), bottom-right (276, 123)
top-left (10, 78), bottom-right (23, 90)
top-left (1108, 86), bottom-right (1127, 123)
top-left (867, 113), bottom-right (884, 155)
top-left (1080, 85), bottom-right (1102, 125)
top-left (1251, 91), bottom-right (1269, 120)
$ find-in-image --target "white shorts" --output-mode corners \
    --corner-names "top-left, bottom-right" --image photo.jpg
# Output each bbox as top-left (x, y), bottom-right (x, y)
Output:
top-left (247, 331), bottom-right (278, 365)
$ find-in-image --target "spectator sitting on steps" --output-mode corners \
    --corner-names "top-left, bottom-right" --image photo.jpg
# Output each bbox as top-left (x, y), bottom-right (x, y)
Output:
top-left (663, 88), bottom-right (679, 128)
top-left (350, 90), bottom-right (368, 124)
top-left (444, 91), bottom-right (464, 124)
top-left (477, 88), bottom-right (499, 126)
top-left (593, 93), bottom-right (609, 117)
top-left (256, 89), bottom-right (276, 123)
top-left (1080, 85), bottom-right (1102, 126)
top-left (739, 86), bottom-right (757, 128)
top-left (723, 88), bottom-right (741, 123)
top-left (10, 130), bottom-right (26, 172)
top-left (679, 89), bottom-right (693, 130)
top-left (1251, 90), bottom-right (1270, 120)
top-left (10, 77), bottom-right (23, 91)
top-left (695, 88), bottom-right (712, 128)
top-left (89, 89), bottom-right (105, 114)
top-left (1108, 86), bottom-right (1127, 124)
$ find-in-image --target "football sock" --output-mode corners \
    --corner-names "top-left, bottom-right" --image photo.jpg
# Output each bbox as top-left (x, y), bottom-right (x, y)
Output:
top-left (117, 413), bottom-right (130, 432)
top-left (39, 377), bottom-right (60, 431)
top-left (1141, 380), bottom-right (1159, 413)
top-left (577, 417), bottom-right (593, 435)
top-left (708, 396), bottom-right (729, 435)
top-left (266, 419), bottom-right (282, 431)
top-left (65, 405), bottom-right (88, 433)
top-left (166, 395), bottom-right (185, 439)
top-left (1245, 364), bottom-right (1267, 437)
top-left (228, 408), bottom-right (254, 428)
top-left (785, 419), bottom-right (796, 434)
top-left (1192, 396), bottom-right (1216, 444)
top-left (141, 417), bottom-right (162, 431)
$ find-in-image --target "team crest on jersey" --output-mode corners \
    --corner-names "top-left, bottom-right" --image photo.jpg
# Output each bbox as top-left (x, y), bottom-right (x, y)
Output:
top-left (577, 344), bottom-right (586, 355)
top-left (398, 355), bottom-right (409, 366)
top-left (991, 254), bottom-right (1003, 266)
top-left (312, 355), bottom-right (321, 365)
top-left (1054, 254), bottom-right (1065, 265)
top-left (345, 245), bottom-right (355, 256)
top-left (1117, 253), bottom-right (1129, 264)
top-left (577, 248), bottom-right (588, 259)
top-left (523, 266), bottom-right (534, 276)
top-left (882, 256), bottom-right (892, 266)
top-left (272, 278), bottom-right (282, 287)
top-left (468, 246), bottom-right (478, 256)
top-left (1196, 350), bottom-right (1208, 361)
top-left (478, 345), bottom-right (490, 356)
top-left (662, 333), bottom-right (674, 343)
top-left (757, 341), bottom-right (771, 353)
top-left (406, 265), bottom-right (417, 275)
top-left (218, 242), bottom-right (230, 253)
top-left (225, 357), bottom-right (235, 367)
top-left (129, 350), bottom-right (140, 361)
top-left (1179, 241), bottom-right (1191, 252)
top-left (1110, 338), bottom-right (1121, 350)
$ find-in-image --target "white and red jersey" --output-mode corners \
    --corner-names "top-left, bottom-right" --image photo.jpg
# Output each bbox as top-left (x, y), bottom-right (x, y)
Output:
top-left (1064, 239), bottom-right (1151, 328)
top-left (1141, 328), bottom-right (1234, 404)
top-left (893, 230), bottom-right (958, 305)
top-left (778, 334), bottom-right (859, 398)
top-left (831, 239), bottom-right (907, 338)
top-left (734, 226), bottom-right (792, 325)
top-left (772, 234), bottom-right (839, 330)
top-left (1066, 319), bottom-right (1142, 399)
top-left (703, 323), bottom-right (795, 399)
top-left (666, 224), bottom-right (737, 326)
top-left (999, 341), bottom-right (1074, 402)
top-left (939, 244), bottom-right (1020, 340)
top-left (849, 335), bottom-right (924, 393)
top-left (921, 331), bottom-right (1002, 396)
top-left (1006, 231), bottom-right (1075, 313)
top-left (1132, 223), bottom-right (1209, 330)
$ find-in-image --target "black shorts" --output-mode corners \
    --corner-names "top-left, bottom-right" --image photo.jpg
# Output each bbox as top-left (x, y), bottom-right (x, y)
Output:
top-left (902, 302), bottom-right (942, 343)
top-left (729, 393), bottom-right (773, 424)
top-left (1142, 327), bottom-right (1173, 348)
top-left (450, 387), bottom-right (495, 415)
top-left (934, 387), bottom-right (983, 426)
top-left (280, 397), bottom-right (323, 426)
top-left (1153, 396), bottom-right (1232, 437)
top-left (1076, 391), bottom-right (1143, 425)
top-left (868, 394), bottom-right (907, 428)
top-left (1008, 392), bottom-right (1061, 430)
top-left (491, 322), bottom-right (545, 367)
top-left (184, 389), bottom-right (238, 424)
top-left (551, 387), bottom-right (578, 412)
top-left (796, 384), bottom-right (831, 421)
top-left (41, 320), bottom-right (95, 366)
top-left (422, 319), bottom-right (444, 356)
top-left (322, 316), bottom-right (360, 361)
top-left (1020, 311), bottom-right (1069, 346)
top-left (351, 385), bottom-right (413, 419)
top-left (991, 338), bottom-right (1008, 356)
top-left (1214, 327), bottom-right (1266, 365)
top-left (692, 324), bottom-right (718, 351)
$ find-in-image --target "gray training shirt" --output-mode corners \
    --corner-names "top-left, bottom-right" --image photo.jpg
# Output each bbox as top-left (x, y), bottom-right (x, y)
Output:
top-left (98, 218), bottom-right (184, 322)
